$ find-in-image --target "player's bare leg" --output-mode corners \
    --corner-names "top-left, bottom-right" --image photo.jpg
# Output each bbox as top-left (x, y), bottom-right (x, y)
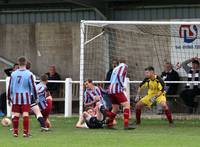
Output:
top-left (135, 101), bottom-right (146, 124)
top-left (160, 101), bottom-right (173, 125)
top-left (31, 105), bottom-right (49, 131)
top-left (12, 112), bottom-right (20, 137)
top-left (96, 105), bottom-right (104, 121)
top-left (45, 118), bottom-right (52, 128)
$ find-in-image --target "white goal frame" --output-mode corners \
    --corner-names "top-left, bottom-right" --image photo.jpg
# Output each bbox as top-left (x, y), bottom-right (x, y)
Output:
top-left (79, 20), bottom-right (200, 115)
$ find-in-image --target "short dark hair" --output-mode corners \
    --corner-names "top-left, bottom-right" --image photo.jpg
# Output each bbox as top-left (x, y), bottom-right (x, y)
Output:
top-left (85, 79), bottom-right (93, 83)
top-left (145, 66), bottom-right (154, 71)
top-left (112, 59), bottom-right (118, 64)
top-left (192, 60), bottom-right (199, 65)
top-left (13, 63), bottom-right (18, 67)
top-left (40, 74), bottom-right (48, 82)
top-left (26, 61), bottom-right (31, 70)
top-left (118, 57), bottom-right (127, 64)
top-left (85, 107), bottom-right (93, 112)
top-left (17, 56), bottom-right (27, 66)
top-left (165, 62), bottom-right (172, 65)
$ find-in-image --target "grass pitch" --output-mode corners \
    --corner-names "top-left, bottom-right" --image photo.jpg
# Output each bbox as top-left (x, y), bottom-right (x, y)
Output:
top-left (1, 116), bottom-right (200, 147)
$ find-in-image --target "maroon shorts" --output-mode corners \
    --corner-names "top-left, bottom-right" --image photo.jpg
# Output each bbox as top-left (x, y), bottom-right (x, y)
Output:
top-left (12, 104), bottom-right (30, 113)
top-left (109, 92), bottom-right (128, 105)
top-left (42, 99), bottom-right (52, 121)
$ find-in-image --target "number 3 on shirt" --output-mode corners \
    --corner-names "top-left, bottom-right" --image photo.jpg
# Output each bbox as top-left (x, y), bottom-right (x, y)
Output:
top-left (17, 76), bottom-right (22, 84)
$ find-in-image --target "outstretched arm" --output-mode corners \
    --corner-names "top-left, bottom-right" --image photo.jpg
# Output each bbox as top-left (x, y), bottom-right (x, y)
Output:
top-left (181, 58), bottom-right (194, 73)
top-left (76, 112), bottom-right (88, 128)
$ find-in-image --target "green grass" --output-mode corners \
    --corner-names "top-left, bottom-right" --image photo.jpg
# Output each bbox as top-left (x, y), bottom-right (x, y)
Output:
top-left (1, 116), bottom-right (200, 147)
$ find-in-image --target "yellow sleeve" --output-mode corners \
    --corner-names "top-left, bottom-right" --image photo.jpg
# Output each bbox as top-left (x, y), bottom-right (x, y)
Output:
top-left (158, 82), bottom-right (164, 91)
top-left (157, 76), bottom-right (165, 92)
top-left (140, 78), bottom-right (148, 90)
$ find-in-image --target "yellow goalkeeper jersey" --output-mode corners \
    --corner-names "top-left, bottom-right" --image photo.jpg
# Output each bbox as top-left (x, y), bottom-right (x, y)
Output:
top-left (139, 75), bottom-right (165, 95)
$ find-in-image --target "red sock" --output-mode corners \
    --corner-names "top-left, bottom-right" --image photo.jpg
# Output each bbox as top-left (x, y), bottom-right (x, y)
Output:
top-left (124, 108), bottom-right (129, 127)
top-left (105, 109), bottom-right (115, 117)
top-left (107, 112), bottom-right (116, 128)
top-left (12, 116), bottom-right (19, 135)
top-left (164, 109), bottom-right (173, 123)
top-left (23, 116), bottom-right (29, 135)
top-left (136, 108), bottom-right (141, 124)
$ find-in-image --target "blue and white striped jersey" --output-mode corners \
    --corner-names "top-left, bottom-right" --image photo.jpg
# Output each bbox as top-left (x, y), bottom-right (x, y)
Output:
top-left (8, 69), bottom-right (37, 105)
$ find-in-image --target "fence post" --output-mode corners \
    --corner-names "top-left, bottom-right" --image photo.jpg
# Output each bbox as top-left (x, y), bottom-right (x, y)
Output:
top-left (124, 77), bottom-right (130, 102)
top-left (64, 78), bottom-right (72, 117)
top-left (6, 77), bottom-right (11, 117)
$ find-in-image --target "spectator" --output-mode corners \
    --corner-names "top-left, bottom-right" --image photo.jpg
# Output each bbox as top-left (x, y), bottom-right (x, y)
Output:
top-left (105, 60), bottom-right (118, 82)
top-left (46, 65), bottom-right (61, 113)
top-left (161, 62), bottom-right (180, 95)
top-left (180, 57), bottom-right (200, 114)
top-left (104, 60), bottom-right (118, 111)
top-left (46, 65), bottom-right (61, 96)
top-left (157, 62), bottom-right (180, 114)
top-left (4, 63), bottom-right (19, 77)
top-left (0, 63), bottom-right (19, 116)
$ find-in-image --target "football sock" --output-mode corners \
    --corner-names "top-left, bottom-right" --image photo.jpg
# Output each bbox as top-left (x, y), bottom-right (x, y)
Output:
top-left (23, 116), bottom-right (29, 135)
top-left (12, 116), bottom-right (19, 135)
top-left (164, 109), bottom-right (173, 123)
top-left (124, 108), bottom-right (129, 127)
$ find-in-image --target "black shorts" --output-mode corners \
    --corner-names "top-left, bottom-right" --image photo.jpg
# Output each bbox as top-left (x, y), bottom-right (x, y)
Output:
top-left (86, 117), bottom-right (103, 129)
top-left (30, 95), bottom-right (37, 108)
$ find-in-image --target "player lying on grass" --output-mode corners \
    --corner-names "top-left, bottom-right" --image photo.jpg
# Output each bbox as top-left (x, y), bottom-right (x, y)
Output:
top-left (135, 66), bottom-right (173, 126)
top-left (36, 74), bottom-right (53, 129)
top-left (76, 106), bottom-right (104, 129)
top-left (107, 59), bottom-right (136, 130)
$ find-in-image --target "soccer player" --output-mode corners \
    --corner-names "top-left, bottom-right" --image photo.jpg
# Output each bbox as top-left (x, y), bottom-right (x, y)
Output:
top-left (76, 107), bottom-right (104, 129)
top-left (26, 61), bottom-right (49, 131)
top-left (135, 66), bottom-right (173, 125)
top-left (107, 59), bottom-right (135, 130)
top-left (36, 74), bottom-right (52, 129)
top-left (84, 79), bottom-right (107, 113)
top-left (8, 56), bottom-right (37, 137)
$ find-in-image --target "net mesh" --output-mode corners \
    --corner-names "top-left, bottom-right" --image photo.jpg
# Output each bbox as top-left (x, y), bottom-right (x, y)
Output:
top-left (84, 23), bottom-right (200, 80)
top-left (81, 22), bottom-right (200, 116)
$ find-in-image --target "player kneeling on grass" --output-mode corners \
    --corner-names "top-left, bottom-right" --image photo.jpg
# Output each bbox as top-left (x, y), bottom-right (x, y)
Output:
top-left (76, 106), bottom-right (104, 129)
top-left (135, 66), bottom-right (173, 126)
top-left (36, 74), bottom-right (52, 129)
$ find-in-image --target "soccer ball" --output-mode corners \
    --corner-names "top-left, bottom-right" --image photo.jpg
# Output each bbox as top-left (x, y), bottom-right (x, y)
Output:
top-left (1, 117), bottom-right (11, 127)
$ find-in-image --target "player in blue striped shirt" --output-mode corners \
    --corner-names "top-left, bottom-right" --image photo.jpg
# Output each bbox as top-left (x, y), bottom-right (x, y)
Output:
top-left (36, 74), bottom-right (52, 129)
top-left (8, 56), bottom-right (37, 137)
top-left (84, 80), bottom-right (106, 109)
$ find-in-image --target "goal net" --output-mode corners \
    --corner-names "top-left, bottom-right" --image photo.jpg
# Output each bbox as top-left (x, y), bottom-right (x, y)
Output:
top-left (80, 21), bottom-right (200, 118)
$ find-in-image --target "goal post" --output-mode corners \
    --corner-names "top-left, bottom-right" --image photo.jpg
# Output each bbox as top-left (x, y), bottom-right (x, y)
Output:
top-left (80, 20), bottom-right (200, 116)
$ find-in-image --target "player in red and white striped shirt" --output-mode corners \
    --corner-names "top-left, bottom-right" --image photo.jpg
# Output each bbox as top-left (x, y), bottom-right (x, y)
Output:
top-left (107, 59), bottom-right (136, 130)
top-left (8, 56), bottom-right (37, 137)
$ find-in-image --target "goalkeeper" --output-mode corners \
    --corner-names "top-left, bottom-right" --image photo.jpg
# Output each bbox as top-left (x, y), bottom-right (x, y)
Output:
top-left (135, 66), bottom-right (173, 126)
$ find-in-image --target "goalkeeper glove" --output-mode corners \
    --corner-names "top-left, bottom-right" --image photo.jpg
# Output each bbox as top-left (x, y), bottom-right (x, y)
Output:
top-left (135, 95), bottom-right (140, 102)
top-left (150, 96), bottom-right (157, 103)
top-left (163, 86), bottom-right (169, 93)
